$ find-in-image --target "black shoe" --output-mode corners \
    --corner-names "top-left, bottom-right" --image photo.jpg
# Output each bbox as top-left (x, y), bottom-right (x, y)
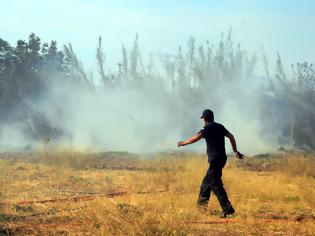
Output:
top-left (221, 208), bottom-right (235, 218)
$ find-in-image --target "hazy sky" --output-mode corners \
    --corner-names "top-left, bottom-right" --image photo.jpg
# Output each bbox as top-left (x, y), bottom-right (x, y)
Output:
top-left (0, 0), bottom-right (314, 73)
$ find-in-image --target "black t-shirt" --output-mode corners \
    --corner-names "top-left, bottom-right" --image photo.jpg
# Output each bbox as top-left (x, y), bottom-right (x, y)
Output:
top-left (198, 122), bottom-right (230, 162)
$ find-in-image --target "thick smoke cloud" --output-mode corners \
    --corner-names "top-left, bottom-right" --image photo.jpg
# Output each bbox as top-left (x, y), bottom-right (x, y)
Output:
top-left (37, 80), bottom-right (183, 153)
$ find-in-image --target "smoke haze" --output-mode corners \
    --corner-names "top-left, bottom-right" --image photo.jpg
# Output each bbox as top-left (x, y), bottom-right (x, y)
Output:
top-left (0, 62), bottom-right (280, 155)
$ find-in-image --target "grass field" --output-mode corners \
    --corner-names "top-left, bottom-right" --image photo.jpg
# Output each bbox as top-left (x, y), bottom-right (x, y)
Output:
top-left (0, 151), bottom-right (314, 235)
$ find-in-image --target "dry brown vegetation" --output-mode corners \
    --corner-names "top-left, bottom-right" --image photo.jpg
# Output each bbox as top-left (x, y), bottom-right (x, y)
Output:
top-left (0, 151), bottom-right (315, 235)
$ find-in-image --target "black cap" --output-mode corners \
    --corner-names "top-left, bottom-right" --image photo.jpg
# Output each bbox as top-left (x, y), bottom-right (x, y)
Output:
top-left (200, 109), bottom-right (214, 121)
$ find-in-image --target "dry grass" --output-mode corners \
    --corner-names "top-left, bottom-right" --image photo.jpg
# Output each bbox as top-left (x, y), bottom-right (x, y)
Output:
top-left (0, 151), bottom-right (314, 235)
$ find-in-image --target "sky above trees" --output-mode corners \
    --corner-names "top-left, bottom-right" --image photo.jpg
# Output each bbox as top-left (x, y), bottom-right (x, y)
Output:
top-left (0, 0), bottom-right (314, 72)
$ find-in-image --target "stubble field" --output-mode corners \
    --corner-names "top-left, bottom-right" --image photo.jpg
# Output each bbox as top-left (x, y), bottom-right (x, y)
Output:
top-left (0, 151), bottom-right (314, 235)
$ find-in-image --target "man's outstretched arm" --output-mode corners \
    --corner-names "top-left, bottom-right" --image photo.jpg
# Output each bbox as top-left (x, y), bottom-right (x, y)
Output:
top-left (226, 132), bottom-right (244, 159)
top-left (178, 133), bottom-right (203, 147)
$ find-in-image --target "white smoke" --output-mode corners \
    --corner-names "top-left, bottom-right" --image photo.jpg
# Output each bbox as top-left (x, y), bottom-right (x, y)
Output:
top-left (0, 72), bottom-right (280, 155)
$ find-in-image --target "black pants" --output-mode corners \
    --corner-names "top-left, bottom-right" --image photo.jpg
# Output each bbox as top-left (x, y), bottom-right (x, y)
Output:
top-left (197, 159), bottom-right (233, 212)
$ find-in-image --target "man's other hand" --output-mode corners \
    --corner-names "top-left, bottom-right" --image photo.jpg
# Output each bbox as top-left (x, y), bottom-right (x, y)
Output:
top-left (235, 151), bottom-right (244, 159)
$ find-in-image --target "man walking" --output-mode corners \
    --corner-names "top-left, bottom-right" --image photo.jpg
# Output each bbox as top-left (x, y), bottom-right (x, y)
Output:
top-left (177, 109), bottom-right (243, 218)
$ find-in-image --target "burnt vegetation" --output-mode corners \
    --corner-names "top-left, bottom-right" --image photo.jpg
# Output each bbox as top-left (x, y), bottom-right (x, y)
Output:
top-left (0, 30), bottom-right (314, 150)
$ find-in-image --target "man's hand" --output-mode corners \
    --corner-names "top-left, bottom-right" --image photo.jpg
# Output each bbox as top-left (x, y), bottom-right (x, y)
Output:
top-left (177, 141), bottom-right (185, 147)
top-left (234, 151), bottom-right (244, 159)
top-left (177, 133), bottom-right (202, 148)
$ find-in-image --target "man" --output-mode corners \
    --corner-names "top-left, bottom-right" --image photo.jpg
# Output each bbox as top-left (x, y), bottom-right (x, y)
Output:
top-left (177, 109), bottom-right (243, 218)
